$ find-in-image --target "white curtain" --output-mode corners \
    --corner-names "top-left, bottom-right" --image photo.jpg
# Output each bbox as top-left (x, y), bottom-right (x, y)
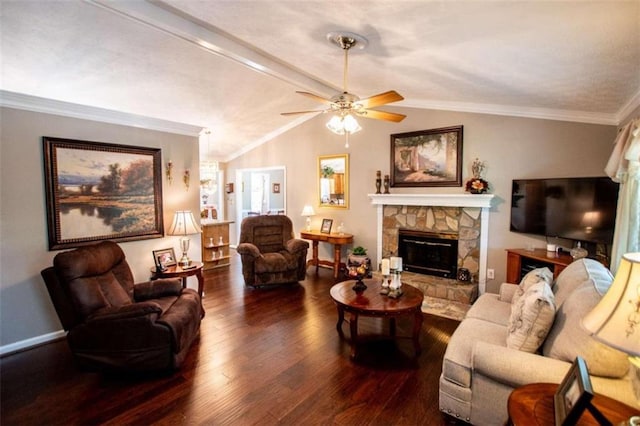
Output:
top-left (605, 117), bottom-right (640, 272)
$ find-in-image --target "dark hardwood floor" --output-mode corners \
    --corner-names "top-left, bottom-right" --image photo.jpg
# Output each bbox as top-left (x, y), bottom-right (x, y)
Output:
top-left (1, 256), bottom-right (462, 425)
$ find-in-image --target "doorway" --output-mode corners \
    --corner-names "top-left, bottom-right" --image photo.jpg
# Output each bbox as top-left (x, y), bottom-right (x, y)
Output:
top-left (234, 166), bottom-right (286, 243)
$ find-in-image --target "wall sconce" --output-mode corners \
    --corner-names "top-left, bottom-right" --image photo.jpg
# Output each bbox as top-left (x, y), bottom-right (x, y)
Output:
top-left (166, 161), bottom-right (173, 184)
top-left (183, 169), bottom-right (190, 191)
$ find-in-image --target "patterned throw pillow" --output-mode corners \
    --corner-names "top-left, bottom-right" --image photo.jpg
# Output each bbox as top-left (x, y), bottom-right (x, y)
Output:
top-left (507, 281), bottom-right (556, 353)
top-left (512, 267), bottom-right (553, 306)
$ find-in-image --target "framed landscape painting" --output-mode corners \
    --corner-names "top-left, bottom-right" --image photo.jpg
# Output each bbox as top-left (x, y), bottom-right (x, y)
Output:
top-left (390, 126), bottom-right (463, 187)
top-left (43, 137), bottom-right (164, 250)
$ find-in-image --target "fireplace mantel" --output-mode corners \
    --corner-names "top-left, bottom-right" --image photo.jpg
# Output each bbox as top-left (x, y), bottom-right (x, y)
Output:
top-left (368, 193), bottom-right (494, 208)
top-left (368, 193), bottom-right (495, 294)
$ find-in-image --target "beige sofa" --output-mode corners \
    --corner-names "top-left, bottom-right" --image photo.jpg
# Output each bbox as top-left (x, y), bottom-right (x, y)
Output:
top-left (439, 258), bottom-right (637, 425)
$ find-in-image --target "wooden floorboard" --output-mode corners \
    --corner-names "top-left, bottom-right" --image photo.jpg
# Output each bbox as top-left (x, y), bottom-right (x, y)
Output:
top-left (1, 256), bottom-right (464, 425)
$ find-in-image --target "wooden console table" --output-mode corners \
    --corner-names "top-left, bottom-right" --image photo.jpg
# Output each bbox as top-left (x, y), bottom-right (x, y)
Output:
top-left (506, 248), bottom-right (573, 284)
top-left (300, 230), bottom-right (353, 279)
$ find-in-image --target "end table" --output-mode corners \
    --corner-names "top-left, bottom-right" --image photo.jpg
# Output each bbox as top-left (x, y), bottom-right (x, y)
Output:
top-left (508, 383), bottom-right (638, 425)
top-left (150, 262), bottom-right (204, 298)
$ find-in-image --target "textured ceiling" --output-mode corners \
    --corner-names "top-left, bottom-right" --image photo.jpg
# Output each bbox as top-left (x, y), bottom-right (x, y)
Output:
top-left (1, 0), bottom-right (639, 161)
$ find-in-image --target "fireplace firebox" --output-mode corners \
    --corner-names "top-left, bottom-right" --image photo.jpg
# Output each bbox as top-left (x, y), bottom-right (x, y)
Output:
top-left (398, 229), bottom-right (458, 279)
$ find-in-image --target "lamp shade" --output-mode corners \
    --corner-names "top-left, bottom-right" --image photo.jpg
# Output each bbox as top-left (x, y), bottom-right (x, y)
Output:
top-left (167, 211), bottom-right (201, 236)
top-left (326, 114), bottom-right (362, 135)
top-left (582, 252), bottom-right (640, 357)
top-left (301, 205), bottom-right (315, 217)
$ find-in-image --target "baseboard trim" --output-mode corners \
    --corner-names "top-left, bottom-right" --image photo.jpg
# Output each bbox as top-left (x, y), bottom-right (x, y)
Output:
top-left (0, 330), bottom-right (66, 357)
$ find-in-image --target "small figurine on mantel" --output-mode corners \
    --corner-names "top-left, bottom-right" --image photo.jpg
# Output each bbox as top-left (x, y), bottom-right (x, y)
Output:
top-left (465, 158), bottom-right (490, 194)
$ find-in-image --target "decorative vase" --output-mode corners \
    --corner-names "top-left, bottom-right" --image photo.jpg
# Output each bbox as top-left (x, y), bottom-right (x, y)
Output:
top-left (383, 174), bottom-right (390, 194)
top-left (375, 170), bottom-right (382, 194)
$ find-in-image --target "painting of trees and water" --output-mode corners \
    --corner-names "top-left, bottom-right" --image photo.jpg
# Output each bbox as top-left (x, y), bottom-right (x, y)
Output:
top-left (43, 137), bottom-right (163, 249)
top-left (390, 126), bottom-right (463, 187)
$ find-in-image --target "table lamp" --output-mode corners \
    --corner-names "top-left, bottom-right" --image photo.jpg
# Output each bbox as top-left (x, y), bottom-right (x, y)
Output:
top-left (582, 252), bottom-right (640, 404)
top-left (168, 210), bottom-right (202, 267)
top-left (301, 205), bottom-right (315, 231)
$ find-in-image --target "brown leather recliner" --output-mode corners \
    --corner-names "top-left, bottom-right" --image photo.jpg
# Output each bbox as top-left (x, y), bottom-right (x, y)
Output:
top-left (41, 241), bottom-right (202, 372)
top-left (236, 215), bottom-right (309, 287)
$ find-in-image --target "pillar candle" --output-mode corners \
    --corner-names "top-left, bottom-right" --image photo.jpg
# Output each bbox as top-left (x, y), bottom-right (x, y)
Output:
top-left (381, 258), bottom-right (390, 275)
top-left (390, 257), bottom-right (398, 269)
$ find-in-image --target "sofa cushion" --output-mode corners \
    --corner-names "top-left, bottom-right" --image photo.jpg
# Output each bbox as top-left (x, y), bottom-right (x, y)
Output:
top-left (442, 318), bottom-right (508, 388)
top-left (512, 267), bottom-right (553, 307)
top-left (465, 293), bottom-right (511, 326)
top-left (507, 281), bottom-right (556, 353)
top-left (552, 258), bottom-right (613, 307)
top-left (543, 284), bottom-right (629, 378)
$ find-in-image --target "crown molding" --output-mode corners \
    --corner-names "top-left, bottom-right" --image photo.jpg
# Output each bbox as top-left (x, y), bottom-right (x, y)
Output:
top-left (400, 99), bottom-right (619, 126)
top-left (0, 90), bottom-right (204, 136)
top-left (616, 88), bottom-right (640, 125)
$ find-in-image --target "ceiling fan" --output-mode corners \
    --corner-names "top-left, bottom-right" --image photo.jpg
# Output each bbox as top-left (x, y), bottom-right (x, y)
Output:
top-left (281, 31), bottom-right (406, 145)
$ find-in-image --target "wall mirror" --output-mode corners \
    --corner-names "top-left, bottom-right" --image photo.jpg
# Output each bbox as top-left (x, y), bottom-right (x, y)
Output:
top-left (318, 154), bottom-right (349, 209)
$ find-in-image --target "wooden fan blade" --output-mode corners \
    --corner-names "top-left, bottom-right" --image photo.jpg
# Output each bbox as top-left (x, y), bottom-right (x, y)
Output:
top-left (360, 109), bottom-right (406, 122)
top-left (281, 110), bottom-right (323, 116)
top-left (296, 91), bottom-right (333, 105)
top-left (357, 90), bottom-right (404, 109)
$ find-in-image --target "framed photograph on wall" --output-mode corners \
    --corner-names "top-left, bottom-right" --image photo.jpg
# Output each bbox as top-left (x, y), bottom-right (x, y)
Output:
top-left (554, 357), bottom-right (594, 426)
top-left (273, 183), bottom-right (280, 193)
top-left (390, 126), bottom-right (463, 187)
top-left (43, 137), bottom-right (164, 250)
top-left (320, 218), bottom-right (333, 234)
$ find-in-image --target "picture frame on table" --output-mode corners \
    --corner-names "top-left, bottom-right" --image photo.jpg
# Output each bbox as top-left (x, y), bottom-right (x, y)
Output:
top-left (390, 126), bottom-right (463, 188)
top-left (43, 137), bottom-right (164, 250)
top-left (153, 248), bottom-right (177, 271)
top-left (320, 218), bottom-right (333, 234)
top-left (554, 356), bottom-right (595, 426)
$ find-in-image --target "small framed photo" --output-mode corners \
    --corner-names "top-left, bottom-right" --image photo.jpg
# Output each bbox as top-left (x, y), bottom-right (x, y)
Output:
top-left (554, 357), bottom-right (594, 426)
top-left (153, 248), bottom-right (177, 270)
top-left (273, 183), bottom-right (280, 193)
top-left (320, 218), bottom-right (333, 234)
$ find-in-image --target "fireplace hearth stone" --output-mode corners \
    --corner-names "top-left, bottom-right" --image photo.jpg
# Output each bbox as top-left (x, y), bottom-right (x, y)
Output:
top-left (372, 271), bottom-right (478, 305)
top-left (372, 271), bottom-right (476, 320)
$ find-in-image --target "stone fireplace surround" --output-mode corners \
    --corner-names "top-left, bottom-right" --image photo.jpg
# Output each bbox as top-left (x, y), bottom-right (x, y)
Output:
top-left (369, 194), bottom-right (494, 297)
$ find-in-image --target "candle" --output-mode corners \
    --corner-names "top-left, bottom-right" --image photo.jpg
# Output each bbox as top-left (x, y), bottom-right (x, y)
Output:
top-left (381, 258), bottom-right (390, 275)
top-left (390, 257), bottom-right (398, 269)
top-left (397, 257), bottom-right (402, 271)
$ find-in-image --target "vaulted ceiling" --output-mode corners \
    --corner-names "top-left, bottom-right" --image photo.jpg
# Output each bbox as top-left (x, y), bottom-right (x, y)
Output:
top-left (2, 1), bottom-right (639, 161)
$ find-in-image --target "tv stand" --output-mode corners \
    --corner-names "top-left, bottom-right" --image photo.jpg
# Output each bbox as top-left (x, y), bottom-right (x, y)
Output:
top-left (506, 249), bottom-right (573, 284)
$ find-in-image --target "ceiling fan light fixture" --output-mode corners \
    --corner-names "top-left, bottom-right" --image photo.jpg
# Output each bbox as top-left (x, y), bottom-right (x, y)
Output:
top-left (343, 114), bottom-right (361, 133)
top-left (326, 113), bottom-right (361, 135)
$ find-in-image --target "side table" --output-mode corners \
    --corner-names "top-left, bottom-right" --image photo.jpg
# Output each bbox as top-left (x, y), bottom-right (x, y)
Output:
top-left (150, 262), bottom-right (204, 298)
top-left (508, 383), bottom-right (638, 425)
top-left (300, 230), bottom-right (354, 279)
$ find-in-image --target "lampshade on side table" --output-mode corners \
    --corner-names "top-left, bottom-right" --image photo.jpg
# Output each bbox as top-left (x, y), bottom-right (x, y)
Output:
top-left (582, 252), bottom-right (640, 415)
top-left (167, 211), bottom-right (202, 267)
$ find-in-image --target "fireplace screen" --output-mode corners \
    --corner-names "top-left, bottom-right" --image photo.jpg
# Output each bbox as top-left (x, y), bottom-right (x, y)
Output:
top-left (398, 229), bottom-right (458, 278)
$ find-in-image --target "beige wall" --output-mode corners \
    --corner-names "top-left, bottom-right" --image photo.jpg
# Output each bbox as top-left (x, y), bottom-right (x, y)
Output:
top-left (0, 108), bottom-right (200, 350)
top-left (226, 106), bottom-right (617, 293)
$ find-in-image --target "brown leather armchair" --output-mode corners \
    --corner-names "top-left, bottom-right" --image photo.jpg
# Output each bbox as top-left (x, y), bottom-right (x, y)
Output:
top-left (41, 241), bottom-right (202, 372)
top-left (236, 215), bottom-right (309, 287)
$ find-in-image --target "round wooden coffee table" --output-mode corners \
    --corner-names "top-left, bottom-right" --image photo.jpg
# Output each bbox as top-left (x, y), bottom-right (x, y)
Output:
top-left (329, 279), bottom-right (424, 359)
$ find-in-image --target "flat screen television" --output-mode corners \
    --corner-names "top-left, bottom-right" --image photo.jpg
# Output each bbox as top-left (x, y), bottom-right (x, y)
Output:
top-left (510, 177), bottom-right (619, 244)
